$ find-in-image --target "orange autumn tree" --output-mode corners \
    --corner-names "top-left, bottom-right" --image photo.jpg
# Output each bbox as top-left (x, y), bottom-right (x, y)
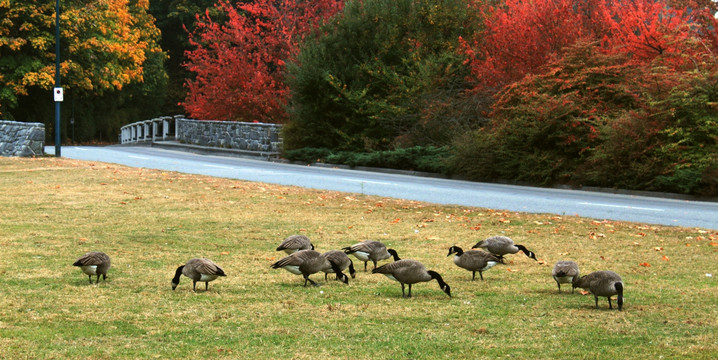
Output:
top-left (182, 0), bottom-right (343, 123)
top-left (0, 0), bottom-right (163, 119)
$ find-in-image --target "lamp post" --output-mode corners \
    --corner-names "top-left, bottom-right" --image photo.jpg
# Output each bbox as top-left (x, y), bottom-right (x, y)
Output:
top-left (54, 0), bottom-right (62, 157)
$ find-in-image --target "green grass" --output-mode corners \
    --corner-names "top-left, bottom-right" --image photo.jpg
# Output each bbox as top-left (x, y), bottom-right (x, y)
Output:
top-left (0, 157), bottom-right (716, 359)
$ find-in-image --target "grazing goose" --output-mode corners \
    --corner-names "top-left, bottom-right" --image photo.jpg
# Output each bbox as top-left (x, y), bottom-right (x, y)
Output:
top-left (276, 234), bottom-right (314, 254)
top-left (447, 246), bottom-right (503, 281)
top-left (171, 258), bottom-right (226, 291)
top-left (552, 260), bottom-right (580, 293)
top-left (73, 251), bottom-right (111, 284)
top-left (271, 250), bottom-right (348, 287)
top-left (372, 259), bottom-right (451, 298)
top-left (471, 236), bottom-right (537, 261)
top-left (321, 250), bottom-right (357, 281)
top-left (573, 270), bottom-right (624, 311)
top-left (342, 240), bottom-right (400, 271)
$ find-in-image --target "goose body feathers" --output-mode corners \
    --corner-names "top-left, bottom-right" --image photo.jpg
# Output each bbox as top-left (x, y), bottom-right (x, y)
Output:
top-left (276, 235), bottom-right (314, 254)
top-left (342, 240), bottom-right (400, 271)
top-left (321, 250), bottom-right (356, 280)
top-left (552, 260), bottom-right (580, 293)
top-left (171, 258), bottom-right (226, 291)
top-left (372, 259), bottom-right (451, 298)
top-left (73, 251), bottom-right (111, 284)
top-left (447, 246), bottom-right (502, 281)
top-left (573, 270), bottom-right (624, 311)
top-left (272, 250), bottom-right (348, 286)
top-left (471, 236), bottom-right (537, 261)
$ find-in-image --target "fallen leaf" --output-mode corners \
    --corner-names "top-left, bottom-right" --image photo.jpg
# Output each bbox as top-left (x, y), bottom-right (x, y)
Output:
top-left (709, 242), bottom-right (718, 247)
top-left (654, 247), bottom-right (663, 251)
top-left (506, 268), bottom-right (519, 272)
top-left (639, 262), bottom-right (651, 267)
top-left (220, 251), bottom-right (229, 255)
top-left (390, 218), bottom-right (401, 224)
top-left (662, 255), bottom-right (669, 261)
top-left (579, 290), bottom-right (590, 295)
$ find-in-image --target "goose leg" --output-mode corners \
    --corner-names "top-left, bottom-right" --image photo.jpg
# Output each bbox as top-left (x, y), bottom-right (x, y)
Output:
top-left (407, 284), bottom-right (413, 298)
top-left (88, 275), bottom-right (93, 284)
top-left (594, 295), bottom-right (599, 309)
top-left (303, 274), bottom-right (319, 287)
top-left (556, 281), bottom-right (561, 293)
top-left (400, 283), bottom-right (406, 298)
top-left (205, 282), bottom-right (209, 291)
top-left (608, 297), bottom-right (613, 309)
top-left (479, 271), bottom-right (484, 281)
top-left (471, 271), bottom-right (476, 281)
top-left (364, 261), bottom-right (368, 272)
top-left (192, 280), bottom-right (197, 292)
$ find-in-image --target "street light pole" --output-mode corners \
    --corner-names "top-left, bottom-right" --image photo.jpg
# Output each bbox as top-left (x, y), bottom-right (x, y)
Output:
top-left (54, 0), bottom-right (61, 157)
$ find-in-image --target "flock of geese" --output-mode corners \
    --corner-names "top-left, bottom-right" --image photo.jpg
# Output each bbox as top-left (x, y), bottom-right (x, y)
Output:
top-left (73, 234), bottom-right (624, 311)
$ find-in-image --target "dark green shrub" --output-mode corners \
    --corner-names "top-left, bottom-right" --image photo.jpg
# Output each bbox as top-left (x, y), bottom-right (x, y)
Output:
top-left (284, 146), bottom-right (451, 174)
top-left (283, 147), bottom-right (333, 164)
top-left (285, 0), bottom-right (483, 152)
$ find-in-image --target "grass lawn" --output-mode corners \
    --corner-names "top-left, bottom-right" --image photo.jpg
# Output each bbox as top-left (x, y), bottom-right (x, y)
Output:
top-left (0, 156), bottom-right (716, 359)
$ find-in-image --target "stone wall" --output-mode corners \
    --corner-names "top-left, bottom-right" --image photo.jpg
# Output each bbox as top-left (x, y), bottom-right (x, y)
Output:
top-left (0, 120), bottom-right (45, 157)
top-left (176, 117), bottom-right (282, 154)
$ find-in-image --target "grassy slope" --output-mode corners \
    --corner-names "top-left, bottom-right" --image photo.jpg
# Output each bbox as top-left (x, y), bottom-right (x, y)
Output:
top-left (0, 157), bottom-right (716, 359)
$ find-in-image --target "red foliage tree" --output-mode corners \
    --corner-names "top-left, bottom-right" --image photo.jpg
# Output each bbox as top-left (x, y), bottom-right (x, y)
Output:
top-left (462, 0), bottom-right (718, 92)
top-left (182, 0), bottom-right (343, 123)
top-left (459, 0), bottom-right (608, 92)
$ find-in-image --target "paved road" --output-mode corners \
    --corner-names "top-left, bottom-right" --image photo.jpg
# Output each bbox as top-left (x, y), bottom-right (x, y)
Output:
top-left (47, 145), bottom-right (717, 230)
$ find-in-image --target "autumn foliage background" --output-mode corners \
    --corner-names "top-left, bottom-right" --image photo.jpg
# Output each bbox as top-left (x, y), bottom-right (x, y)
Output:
top-left (1, 0), bottom-right (717, 195)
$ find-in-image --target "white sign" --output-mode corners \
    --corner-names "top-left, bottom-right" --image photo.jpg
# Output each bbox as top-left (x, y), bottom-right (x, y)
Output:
top-left (53, 87), bottom-right (64, 102)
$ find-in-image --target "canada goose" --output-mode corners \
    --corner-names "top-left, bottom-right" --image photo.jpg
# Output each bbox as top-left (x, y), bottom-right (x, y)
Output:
top-left (171, 258), bottom-right (226, 291)
top-left (372, 259), bottom-right (451, 298)
top-left (276, 234), bottom-right (314, 254)
top-left (552, 260), bottom-right (580, 293)
top-left (321, 250), bottom-right (357, 281)
top-left (73, 251), bottom-right (111, 284)
top-left (573, 270), bottom-right (624, 311)
top-left (471, 236), bottom-right (537, 261)
top-left (342, 240), bottom-right (400, 271)
top-left (271, 250), bottom-right (348, 287)
top-left (447, 246), bottom-right (503, 281)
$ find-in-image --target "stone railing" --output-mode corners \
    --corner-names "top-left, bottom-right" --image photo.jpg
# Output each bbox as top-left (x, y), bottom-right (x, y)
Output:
top-left (120, 115), bottom-right (178, 144)
top-left (0, 120), bottom-right (45, 157)
top-left (120, 116), bottom-right (282, 158)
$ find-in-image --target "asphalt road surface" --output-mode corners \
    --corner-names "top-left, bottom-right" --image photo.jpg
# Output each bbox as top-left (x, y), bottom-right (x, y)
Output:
top-left (47, 145), bottom-right (717, 230)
